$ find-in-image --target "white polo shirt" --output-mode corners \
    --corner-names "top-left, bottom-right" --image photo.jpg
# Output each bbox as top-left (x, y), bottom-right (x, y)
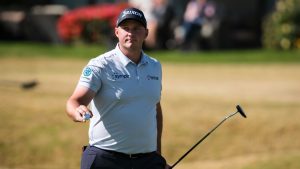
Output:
top-left (78, 45), bottom-right (162, 154)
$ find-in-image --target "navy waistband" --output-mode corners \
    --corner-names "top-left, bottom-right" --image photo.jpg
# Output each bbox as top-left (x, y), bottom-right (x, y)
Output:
top-left (88, 146), bottom-right (156, 159)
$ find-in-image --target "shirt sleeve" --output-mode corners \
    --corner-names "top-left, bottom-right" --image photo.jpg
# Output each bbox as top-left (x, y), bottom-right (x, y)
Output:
top-left (78, 64), bottom-right (102, 92)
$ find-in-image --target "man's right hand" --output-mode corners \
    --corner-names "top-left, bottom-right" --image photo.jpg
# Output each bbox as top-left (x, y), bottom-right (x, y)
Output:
top-left (74, 105), bottom-right (93, 122)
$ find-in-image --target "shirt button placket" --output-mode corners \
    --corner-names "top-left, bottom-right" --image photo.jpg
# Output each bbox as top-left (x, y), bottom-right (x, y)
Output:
top-left (135, 66), bottom-right (140, 82)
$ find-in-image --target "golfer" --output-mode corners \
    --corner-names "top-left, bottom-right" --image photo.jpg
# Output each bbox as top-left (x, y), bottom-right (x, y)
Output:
top-left (66, 7), bottom-right (169, 169)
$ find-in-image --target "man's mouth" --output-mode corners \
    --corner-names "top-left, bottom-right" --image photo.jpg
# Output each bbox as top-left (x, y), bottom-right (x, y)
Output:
top-left (126, 39), bottom-right (136, 43)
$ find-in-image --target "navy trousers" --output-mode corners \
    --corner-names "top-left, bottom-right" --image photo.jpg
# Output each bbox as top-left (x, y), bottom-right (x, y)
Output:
top-left (81, 146), bottom-right (167, 169)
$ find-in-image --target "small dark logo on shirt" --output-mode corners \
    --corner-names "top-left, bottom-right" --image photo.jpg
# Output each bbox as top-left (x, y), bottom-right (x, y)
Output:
top-left (147, 75), bottom-right (159, 80)
top-left (112, 73), bottom-right (130, 80)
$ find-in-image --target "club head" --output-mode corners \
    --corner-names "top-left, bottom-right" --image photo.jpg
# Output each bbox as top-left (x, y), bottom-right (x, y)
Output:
top-left (236, 105), bottom-right (247, 118)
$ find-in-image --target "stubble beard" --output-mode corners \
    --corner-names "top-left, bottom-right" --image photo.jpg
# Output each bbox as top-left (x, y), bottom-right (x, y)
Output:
top-left (124, 39), bottom-right (142, 51)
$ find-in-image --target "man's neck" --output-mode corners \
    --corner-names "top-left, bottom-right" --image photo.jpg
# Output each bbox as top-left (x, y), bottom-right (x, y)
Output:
top-left (118, 44), bottom-right (142, 64)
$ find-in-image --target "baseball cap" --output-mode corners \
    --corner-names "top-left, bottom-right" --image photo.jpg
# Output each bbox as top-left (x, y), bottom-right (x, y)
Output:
top-left (116, 8), bottom-right (147, 28)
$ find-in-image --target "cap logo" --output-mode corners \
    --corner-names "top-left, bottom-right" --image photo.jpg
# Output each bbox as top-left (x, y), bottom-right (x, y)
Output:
top-left (122, 10), bottom-right (143, 18)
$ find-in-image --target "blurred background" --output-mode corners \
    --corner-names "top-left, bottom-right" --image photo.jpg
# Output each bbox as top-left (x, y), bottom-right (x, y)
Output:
top-left (1, 0), bottom-right (298, 50)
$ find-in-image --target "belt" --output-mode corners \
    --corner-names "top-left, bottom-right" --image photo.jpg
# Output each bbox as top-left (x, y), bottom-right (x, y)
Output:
top-left (103, 149), bottom-right (155, 159)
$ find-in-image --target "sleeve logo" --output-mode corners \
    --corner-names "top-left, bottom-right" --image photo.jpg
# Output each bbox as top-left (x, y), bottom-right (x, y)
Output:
top-left (83, 67), bottom-right (92, 77)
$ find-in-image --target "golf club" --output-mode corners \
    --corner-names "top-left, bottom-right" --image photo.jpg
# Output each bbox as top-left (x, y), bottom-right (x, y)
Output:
top-left (170, 105), bottom-right (247, 169)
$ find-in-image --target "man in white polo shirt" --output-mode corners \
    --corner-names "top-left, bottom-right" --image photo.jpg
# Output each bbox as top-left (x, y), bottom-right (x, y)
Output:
top-left (66, 7), bottom-right (169, 169)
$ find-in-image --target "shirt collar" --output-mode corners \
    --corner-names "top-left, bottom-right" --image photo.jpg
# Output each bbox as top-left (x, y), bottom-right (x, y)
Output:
top-left (115, 44), bottom-right (148, 66)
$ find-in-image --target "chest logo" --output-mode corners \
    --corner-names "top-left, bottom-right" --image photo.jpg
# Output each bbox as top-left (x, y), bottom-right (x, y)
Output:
top-left (147, 75), bottom-right (159, 80)
top-left (112, 73), bottom-right (130, 80)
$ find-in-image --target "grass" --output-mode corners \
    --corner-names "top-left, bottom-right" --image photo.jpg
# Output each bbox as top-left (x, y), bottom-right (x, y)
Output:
top-left (1, 42), bottom-right (300, 63)
top-left (0, 42), bottom-right (300, 169)
top-left (241, 153), bottom-right (300, 169)
top-left (0, 42), bottom-right (106, 59)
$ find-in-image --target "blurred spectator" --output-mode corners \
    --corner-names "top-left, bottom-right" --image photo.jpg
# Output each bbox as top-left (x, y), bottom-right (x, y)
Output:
top-left (128, 0), bottom-right (156, 49)
top-left (176, 0), bottom-right (216, 50)
top-left (151, 0), bottom-right (175, 49)
top-left (128, 0), bottom-right (154, 22)
top-left (129, 0), bottom-right (175, 50)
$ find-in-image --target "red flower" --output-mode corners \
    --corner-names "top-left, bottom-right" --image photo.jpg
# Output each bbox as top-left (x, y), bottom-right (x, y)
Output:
top-left (57, 3), bottom-right (129, 42)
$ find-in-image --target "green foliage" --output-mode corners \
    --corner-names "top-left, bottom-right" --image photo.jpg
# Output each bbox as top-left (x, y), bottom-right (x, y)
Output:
top-left (263, 0), bottom-right (300, 50)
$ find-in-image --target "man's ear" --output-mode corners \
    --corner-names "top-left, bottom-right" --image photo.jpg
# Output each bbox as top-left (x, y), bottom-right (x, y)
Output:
top-left (115, 27), bottom-right (119, 38)
top-left (145, 28), bottom-right (149, 38)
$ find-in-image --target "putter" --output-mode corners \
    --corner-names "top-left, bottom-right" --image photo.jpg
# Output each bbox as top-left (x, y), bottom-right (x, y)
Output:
top-left (170, 105), bottom-right (247, 169)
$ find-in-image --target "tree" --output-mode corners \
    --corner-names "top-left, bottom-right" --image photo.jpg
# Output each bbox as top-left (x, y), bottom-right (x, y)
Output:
top-left (263, 0), bottom-right (300, 50)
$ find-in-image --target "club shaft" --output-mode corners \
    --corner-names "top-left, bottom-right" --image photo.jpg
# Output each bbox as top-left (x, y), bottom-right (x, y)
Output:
top-left (170, 111), bottom-right (238, 169)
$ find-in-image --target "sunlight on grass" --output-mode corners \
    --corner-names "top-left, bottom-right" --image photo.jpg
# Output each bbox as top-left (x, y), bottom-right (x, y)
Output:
top-left (0, 43), bottom-right (300, 169)
top-left (241, 153), bottom-right (300, 169)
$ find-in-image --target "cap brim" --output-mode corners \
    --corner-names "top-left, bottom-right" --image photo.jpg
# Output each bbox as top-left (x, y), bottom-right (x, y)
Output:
top-left (117, 17), bottom-right (146, 28)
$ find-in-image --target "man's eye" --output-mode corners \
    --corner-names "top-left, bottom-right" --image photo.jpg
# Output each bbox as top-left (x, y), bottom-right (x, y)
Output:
top-left (121, 26), bottom-right (144, 32)
top-left (122, 27), bottom-right (129, 31)
top-left (134, 27), bottom-right (143, 31)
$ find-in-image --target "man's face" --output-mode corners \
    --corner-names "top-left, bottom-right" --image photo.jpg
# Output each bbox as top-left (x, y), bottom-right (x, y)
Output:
top-left (115, 20), bottom-right (148, 51)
